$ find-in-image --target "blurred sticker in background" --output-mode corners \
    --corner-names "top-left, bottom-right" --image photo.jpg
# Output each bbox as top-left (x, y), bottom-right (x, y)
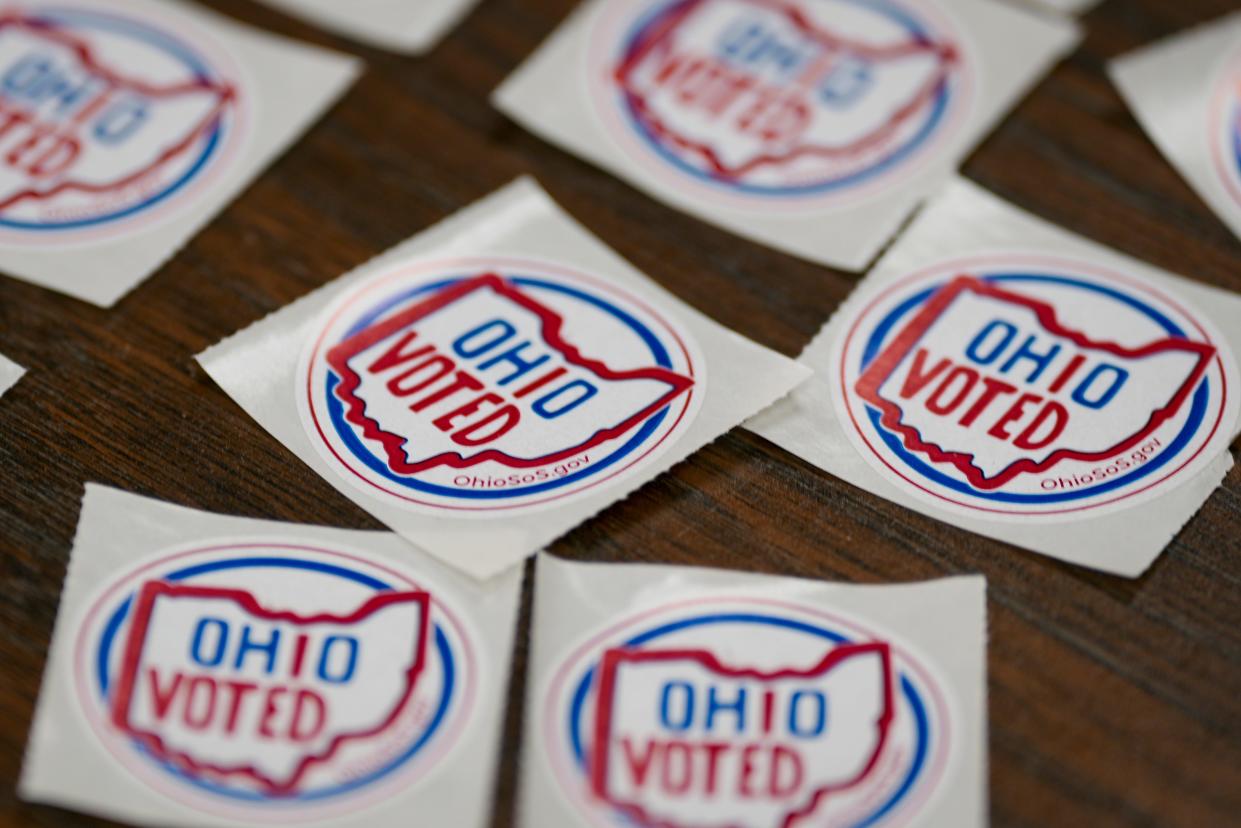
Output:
top-left (1111, 11), bottom-right (1241, 244)
top-left (494, 0), bottom-right (1079, 271)
top-left (0, 0), bottom-right (359, 306)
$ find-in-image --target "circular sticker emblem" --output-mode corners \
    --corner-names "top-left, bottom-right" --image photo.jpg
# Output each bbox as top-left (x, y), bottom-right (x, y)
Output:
top-left (543, 597), bottom-right (953, 828)
top-left (0, 3), bottom-right (245, 241)
top-left (1208, 47), bottom-right (1241, 211)
top-left (834, 257), bottom-right (1239, 519)
top-left (589, 0), bottom-right (970, 208)
top-left (300, 257), bottom-right (704, 515)
top-left (73, 542), bottom-right (476, 820)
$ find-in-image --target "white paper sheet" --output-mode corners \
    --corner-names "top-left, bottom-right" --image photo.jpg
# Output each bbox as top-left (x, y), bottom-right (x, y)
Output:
top-left (749, 177), bottom-right (1241, 578)
top-left (0, 0), bottom-right (361, 307)
top-left (255, 0), bottom-right (479, 54)
top-left (197, 177), bottom-right (811, 579)
top-left (521, 554), bottom-right (987, 828)
top-left (1110, 11), bottom-right (1241, 243)
top-left (0, 351), bottom-right (23, 397)
top-left (493, 0), bottom-right (1079, 271)
top-left (20, 484), bottom-right (521, 828)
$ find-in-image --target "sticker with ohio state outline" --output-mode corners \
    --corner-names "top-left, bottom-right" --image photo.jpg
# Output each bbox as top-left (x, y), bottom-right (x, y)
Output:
top-left (538, 590), bottom-right (960, 828)
top-left (302, 261), bottom-right (703, 513)
top-left (591, 643), bottom-right (893, 828)
top-left (109, 581), bottom-right (429, 797)
top-left (855, 275), bottom-right (1216, 490)
top-left (20, 495), bottom-right (517, 825)
top-left (0, 5), bottom-right (240, 233)
top-left (327, 273), bottom-right (694, 475)
top-left (1109, 14), bottom-right (1241, 244)
top-left (610, 0), bottom-right (963, 197)
top-left (833, 258), bottom-right (1239, 521)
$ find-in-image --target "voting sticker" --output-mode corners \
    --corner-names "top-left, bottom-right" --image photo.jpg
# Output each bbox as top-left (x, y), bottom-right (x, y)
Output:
top-left (0, 0), bottom-right (359, 306)
top-left (0, 4), bottom-right (243, 239)
top-left (836, 263), bottom-right (1232, 518)
top-left (85, 552), bottom-right (462, 806)
top-left (750, 178), bottom-right (1241, 576)
top-left (1214, 45), bottom-right (1241, 220)
top-left (1110, 12), bottom-right (1241, 243)
top-left (299, 261), bottom-right (701, 514)
top-left (199, 178), bottom-right (809, 579)
top-left (522, 555), bottom-right (987, 828)
top-left (494, 0), bottom-right (1078, 270)
top-left (20, 485), bottom-right (521, 828)
top-left (592, 0), bottom-right (969, 204)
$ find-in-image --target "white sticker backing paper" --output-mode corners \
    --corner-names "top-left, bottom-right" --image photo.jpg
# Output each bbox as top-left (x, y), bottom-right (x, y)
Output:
top-left (197, 177), bottom-right (811, 580)
top-left (20, 484), bottom-right (521, 828)
top-left (749, 177), bottom-right (1241, 577)
top-left (1110, 11), bottom-right (1241, 243)
top-left (492, 0), bottom-right (1079, 272)
top-left (255, 0), bottom-right (479, 54)
top-left (522, 554), bottom-right (987, 828)
top-left (0, 351), bottom-right (23, 396)
top-left (0, 0), bottom-right (361, 307)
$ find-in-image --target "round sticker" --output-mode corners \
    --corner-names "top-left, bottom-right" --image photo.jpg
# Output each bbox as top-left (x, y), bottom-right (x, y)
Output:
top-left (543, 596), bottom-right (953, 828)
top-left (300, 256), bottom-right (704, 515)
top-left (0, 3), bottom-right (246, 241)
top-left (73, 542), bottom-right (476, 820)
top-left (1208, 46), bottom-right (1241, 211)
top-left (834, 256), bottom-right (1239, 519)
top-left (588, 0), bottom-right (971, 209)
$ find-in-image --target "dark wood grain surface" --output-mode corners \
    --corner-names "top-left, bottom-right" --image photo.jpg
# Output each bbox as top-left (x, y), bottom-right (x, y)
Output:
top-left (1, 0), bottom-right (1240, 825)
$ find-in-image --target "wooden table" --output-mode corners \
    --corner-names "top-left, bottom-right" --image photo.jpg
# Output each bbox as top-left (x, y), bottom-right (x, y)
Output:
top-left (1, 0), bottom-right (1239, 825)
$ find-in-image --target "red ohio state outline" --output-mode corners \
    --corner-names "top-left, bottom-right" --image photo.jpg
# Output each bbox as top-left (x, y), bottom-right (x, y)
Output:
top-left (854, 275), bottom-right (1218, 491)
top-left (614, 0), bottom-right (959, 181)
top-left (0, 11), bottom-right (236, 213)
top-left (109, 581), bottom-right (431, 797)
top-left (326, 272), bottom-right (695, 475)
top-left (589, 641), bottom-right (894, 828)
